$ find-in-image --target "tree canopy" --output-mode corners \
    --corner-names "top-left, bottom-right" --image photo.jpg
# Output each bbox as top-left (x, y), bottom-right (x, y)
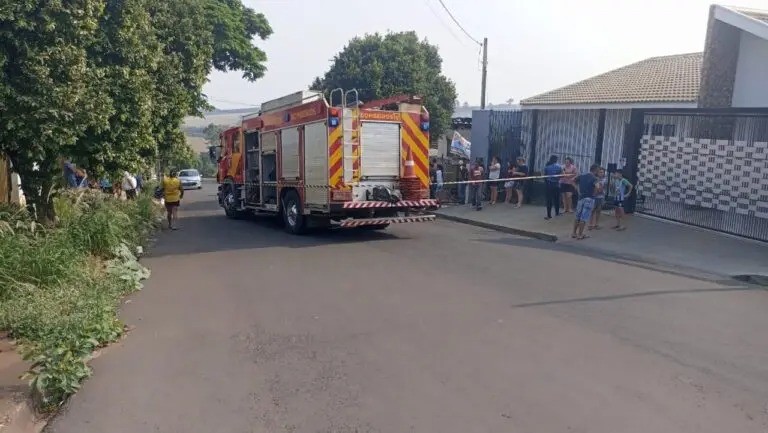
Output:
top-left (0, 0), bottom-right (271, 222)
top-left (310, 31), bottom-right (457, 142)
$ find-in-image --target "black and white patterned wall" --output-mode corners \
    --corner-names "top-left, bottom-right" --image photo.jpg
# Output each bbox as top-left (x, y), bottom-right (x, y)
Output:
top-left (638, 136), bottom-right (768, 220)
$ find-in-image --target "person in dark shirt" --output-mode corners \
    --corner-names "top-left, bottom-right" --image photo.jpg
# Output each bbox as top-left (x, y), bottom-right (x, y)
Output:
top-left (468, 160), bottom-right (484, 210)
top-left (572, 164), bottom-right (600, 240)
top-left (457, 160), bottom-right (469, 204)
top-left (510, 157), bottom-right (529, 208)
top-left (543, 155), bottom-right (563, 219)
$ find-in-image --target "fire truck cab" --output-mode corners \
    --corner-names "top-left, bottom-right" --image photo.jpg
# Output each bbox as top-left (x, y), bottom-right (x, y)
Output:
top-left (216, 89), bottom-right (437, 234)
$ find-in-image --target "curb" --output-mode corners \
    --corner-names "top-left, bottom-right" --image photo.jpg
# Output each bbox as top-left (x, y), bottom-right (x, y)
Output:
top-left (435, 212), bottom-right (559, 242)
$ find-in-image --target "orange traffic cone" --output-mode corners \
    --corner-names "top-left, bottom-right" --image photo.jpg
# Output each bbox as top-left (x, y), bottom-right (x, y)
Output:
top-left (401, 145), bottom-right (421, 200)
top-left (403, 145), bottom-right (416, 179)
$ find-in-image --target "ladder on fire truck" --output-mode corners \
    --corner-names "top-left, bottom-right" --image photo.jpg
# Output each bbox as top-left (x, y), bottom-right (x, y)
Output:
top-left (330, 89), bottom-right (362, 185)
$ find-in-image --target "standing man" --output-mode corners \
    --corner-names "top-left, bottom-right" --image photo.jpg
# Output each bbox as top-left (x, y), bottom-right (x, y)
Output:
top-left (469, 159), bottom-right (484, 211)
top-left (572, 164), bottom-right (600, 240)
top-left (457, 160), bottom-right (468, 204)
top-left (161, 169), bottom-right (184, 230)
top-left (543, 155), bottom-right (563, 220)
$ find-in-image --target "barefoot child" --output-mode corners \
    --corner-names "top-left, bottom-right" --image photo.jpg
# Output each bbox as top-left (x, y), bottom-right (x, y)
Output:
top-left (589, 167), bottom-right (607, 230)
top-left (612, 170), bottom-right (633, 231)
top-left (571, 164), bottom-right (600, 240)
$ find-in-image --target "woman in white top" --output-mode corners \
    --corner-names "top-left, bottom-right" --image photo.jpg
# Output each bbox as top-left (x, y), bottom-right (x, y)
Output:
top-left (488, 156), bottom-right (501, 205)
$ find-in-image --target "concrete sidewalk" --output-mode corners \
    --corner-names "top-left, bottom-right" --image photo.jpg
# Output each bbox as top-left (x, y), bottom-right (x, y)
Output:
top-left (436, 202), bottom-right (768, 279)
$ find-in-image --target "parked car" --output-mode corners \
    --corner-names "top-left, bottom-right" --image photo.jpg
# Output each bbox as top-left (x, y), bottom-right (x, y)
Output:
top-left (178, 169), bottom-right (202, 190)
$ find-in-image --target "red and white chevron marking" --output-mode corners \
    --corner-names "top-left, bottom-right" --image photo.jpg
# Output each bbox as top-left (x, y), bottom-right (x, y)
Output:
top-left (341, 199), bottom-right (439, 209)
top-left (338, 215), bottom-right (436, 228)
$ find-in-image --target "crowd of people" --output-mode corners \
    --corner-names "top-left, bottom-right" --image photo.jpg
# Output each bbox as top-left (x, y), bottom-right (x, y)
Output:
top-left (63, 158), bottom-right (144, 200)
top-left (62, 159), bottom-right (185, 230)
top-left (439, 155), bottom-right (634, 240)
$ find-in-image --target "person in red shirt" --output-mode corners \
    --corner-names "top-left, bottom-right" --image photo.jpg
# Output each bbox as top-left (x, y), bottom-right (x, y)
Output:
top-left (469, 159), bottom-right (484, 210)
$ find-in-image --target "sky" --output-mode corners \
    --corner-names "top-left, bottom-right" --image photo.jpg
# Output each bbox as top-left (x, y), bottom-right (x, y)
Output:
top-left (203, 0), bottom-right (768, 110)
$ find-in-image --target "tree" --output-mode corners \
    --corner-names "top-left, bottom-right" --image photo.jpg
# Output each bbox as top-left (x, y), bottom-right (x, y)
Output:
top-left (203, 123), bottom-right (225, 145)
top-left (310, 31), bottom-right (457, 141)
top-left (77, 0), bottom-right (160, 179)
top-left (0, 0), bottom-right (272, 222)
top-left (0, 1), bottom-right (110, 223)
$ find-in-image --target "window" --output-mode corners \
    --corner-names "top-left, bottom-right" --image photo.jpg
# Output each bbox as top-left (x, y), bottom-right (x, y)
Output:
top-left (643, 123), bottom-right (649, 136)
top-left (179, 169), bottom-right (199, 177)
top-left (232, 134), bottom-right (241, 153)
top-left (651, 124), bottom-right (663, 136)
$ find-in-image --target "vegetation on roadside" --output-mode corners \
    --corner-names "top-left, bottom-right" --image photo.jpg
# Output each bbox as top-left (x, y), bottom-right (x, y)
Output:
top-left (0, 190), bottom-right (161, 410)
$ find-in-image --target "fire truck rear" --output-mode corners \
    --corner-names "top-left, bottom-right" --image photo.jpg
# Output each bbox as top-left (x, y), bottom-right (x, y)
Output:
top-left (216, 89), bottom-right (437, 234)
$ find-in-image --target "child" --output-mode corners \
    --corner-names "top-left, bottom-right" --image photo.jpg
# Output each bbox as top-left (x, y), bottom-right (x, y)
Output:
top-left (589, 167), bottom-right (607, 230)
top-left (612, 170), bottom-right (633, 231)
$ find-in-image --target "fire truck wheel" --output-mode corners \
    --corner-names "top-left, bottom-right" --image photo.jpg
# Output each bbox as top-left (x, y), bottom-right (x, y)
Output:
top-left (282, 190), bottom-right (306, 234)
top-left (223, 183), bottom-right (245, 219)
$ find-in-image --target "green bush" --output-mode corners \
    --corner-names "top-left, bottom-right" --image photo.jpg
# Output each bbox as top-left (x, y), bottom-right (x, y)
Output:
top-left (0, 190), bottom-right (161, 410)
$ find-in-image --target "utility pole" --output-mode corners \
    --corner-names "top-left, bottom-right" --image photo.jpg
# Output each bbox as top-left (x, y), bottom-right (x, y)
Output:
top-left (480, 37), bottom-right (488, 110)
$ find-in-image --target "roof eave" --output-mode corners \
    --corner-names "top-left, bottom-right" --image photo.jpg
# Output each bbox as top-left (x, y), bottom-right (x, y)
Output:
top-left (714, 5), bottom-right (768, 41)
top-left (520, 101), bottom-right (698, 110)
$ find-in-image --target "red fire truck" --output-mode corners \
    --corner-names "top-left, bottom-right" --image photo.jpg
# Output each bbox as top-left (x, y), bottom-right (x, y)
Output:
top-left (215, 89), bottom-right (437, 234)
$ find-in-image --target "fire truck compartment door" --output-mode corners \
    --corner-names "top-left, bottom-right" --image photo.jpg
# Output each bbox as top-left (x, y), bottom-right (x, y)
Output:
top-left (280, 127), bottom-right (300, 179)
top-left (360, 121), bottom-right (400, 178)
top-left (303, 122), bottom-right (328, 207)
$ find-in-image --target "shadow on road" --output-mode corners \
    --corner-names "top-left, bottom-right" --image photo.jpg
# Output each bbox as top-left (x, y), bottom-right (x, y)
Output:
top-left (147, 211), bottom-right (406, 258)
top-left (475, 236), bottom-right (724, 282)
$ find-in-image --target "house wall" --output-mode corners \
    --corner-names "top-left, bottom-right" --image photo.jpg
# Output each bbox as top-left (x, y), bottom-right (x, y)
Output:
top-left (699, 13), bottom-right (741, 108)
top-left (732, 31), bottom-right (768, 107)
top-left (534, 109), bottom-right (599, 172)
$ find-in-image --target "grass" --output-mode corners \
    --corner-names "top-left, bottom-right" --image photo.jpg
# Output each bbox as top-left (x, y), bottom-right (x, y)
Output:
top-left (0, 188), bottom-right (162, 410)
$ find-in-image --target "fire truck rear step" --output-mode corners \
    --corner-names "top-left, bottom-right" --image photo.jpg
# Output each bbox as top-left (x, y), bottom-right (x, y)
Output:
top-left (334, 215), bottom-right (435, 228)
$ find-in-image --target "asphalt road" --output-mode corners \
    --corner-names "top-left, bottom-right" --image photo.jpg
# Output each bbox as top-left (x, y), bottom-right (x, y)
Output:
top-left (47, 182), bottom-right (768, 433)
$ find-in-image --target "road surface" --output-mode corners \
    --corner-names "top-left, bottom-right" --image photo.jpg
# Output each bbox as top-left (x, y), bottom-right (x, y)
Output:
top-left (47, 183), bottom-right (768, 433)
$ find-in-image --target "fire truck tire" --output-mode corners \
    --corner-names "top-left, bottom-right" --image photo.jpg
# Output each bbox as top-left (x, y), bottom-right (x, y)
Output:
top-left (281, 190), bottom-right (306, 234)
top-left (222, 183), bottom-right (245, 219)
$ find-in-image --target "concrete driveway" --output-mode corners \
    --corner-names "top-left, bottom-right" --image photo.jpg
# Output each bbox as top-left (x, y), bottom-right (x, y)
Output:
top-left (46, 182), bottom-right (768, 433)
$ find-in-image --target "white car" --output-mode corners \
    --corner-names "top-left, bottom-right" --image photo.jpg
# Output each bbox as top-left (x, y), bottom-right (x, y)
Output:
top-left (178, 169), bottom-right (202, 190)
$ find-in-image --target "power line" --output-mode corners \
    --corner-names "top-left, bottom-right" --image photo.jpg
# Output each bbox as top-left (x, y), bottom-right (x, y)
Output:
top-left (205, 96), bottom-right (260, 108)
top-left (435, 0), bottom-right (482, 46)
top-left (422, 0), bottom-right (467, 46)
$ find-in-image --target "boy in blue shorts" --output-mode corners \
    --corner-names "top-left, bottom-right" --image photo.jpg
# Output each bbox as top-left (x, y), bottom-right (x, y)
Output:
top-left (571, 164), bottom-right (600, 240)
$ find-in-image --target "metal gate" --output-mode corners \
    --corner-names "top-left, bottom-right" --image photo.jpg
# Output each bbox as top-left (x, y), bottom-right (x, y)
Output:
top-left (636, 111), bottom-right (768, 241)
